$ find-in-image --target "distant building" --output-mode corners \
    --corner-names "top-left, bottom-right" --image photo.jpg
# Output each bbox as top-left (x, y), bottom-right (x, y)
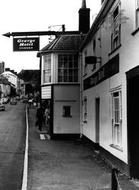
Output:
top-left (0, 61), bottom-right (5, 74)
top-left (2, 70), bottom-right (18, 88)
top-left (0, 75), bottom-right (11, 98)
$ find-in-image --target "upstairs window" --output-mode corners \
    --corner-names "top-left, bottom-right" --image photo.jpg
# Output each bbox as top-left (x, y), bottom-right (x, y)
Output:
top-left (58, 54), bottom-right (78, 83)
top-left (136, 0), bottom-right (139, 28)
top-left (111, 4), bottom-right (121, 51)
top-left (83, 50), bottom-right (87, 75)
top-left (43, 55), bottom-right (51, 83)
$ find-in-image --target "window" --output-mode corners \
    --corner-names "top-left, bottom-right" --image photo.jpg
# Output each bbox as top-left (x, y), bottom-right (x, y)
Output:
top-left (83, 96), bottom-right (87, 123)
top-left (43, 55), bottom-right (51, 83)
top-left (83, 50), bottom-right (87, 75)
top-left (58, 54), bottom-right (78, 82)
top-left (63, 106), bottom-right (71, 117)
top-left (111, 90), bottom-right (122, 148)
top-left (136, 0), bottom-right (139, 28)
top-left (111, 5), bottom-right (121, 51)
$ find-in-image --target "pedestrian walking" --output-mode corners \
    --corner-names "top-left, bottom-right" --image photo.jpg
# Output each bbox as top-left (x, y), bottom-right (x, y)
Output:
top-left (36, 104), bottom-right (44, 131)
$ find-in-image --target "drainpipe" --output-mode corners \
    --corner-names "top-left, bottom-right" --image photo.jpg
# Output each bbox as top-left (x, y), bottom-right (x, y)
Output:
top-left (79, 52), bottom-right (83, 138)
top-left (39, 55), bottom-right (42, 108)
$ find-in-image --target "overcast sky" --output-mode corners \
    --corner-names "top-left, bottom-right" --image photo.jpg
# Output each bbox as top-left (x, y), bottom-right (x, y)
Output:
top-left (0, 0), bottom-right (101, 73)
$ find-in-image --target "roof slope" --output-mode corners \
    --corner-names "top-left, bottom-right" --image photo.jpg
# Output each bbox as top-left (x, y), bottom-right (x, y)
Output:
top-left (39, 34), bottom-right (85, 54)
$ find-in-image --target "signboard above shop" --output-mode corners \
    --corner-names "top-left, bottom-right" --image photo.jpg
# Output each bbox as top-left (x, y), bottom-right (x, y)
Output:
top-left (13, 37), bottom-right (39, 51)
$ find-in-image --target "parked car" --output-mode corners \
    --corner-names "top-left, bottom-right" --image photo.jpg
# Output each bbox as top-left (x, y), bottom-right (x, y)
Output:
top-left (0, 102), bottom-right (5, 111)
top-left (16, 96), bottom-right (20, 101)
top-left (22, 98), bottom-right (28, 103)
top-left (10, 98), bottom-right (17, 105)
top-left (1, 97), bottom-right (9, 104)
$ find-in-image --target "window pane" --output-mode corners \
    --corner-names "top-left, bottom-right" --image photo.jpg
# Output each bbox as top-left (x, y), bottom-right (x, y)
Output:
top-left (63, 106), bottom-right (71, 117)
top-left (112, 90), bottom-right (122, 146)
top-left (43, 55), bottom-right (51, 83)
top-left (136, 9), bottom-right (139, 28)
top-left (58, 54), bottom-right (78, 82)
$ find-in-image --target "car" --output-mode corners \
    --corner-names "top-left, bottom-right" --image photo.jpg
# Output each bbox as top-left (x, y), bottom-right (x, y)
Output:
top-left (0, 102), bottom-right (5, 111)
top-left (1, 97), bottom-right (9, 104)
top-left (10, 98), bottom-right (17, 105)
top-left (22, 98), bottom-right (28, 103)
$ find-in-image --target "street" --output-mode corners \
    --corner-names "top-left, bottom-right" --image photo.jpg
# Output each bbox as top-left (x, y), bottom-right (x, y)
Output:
top-left (0, 102), bottom-right (26, 190)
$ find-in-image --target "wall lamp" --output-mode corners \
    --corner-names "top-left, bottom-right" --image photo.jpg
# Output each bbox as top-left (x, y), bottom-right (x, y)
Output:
top-left (85, 56), bottom-right (101, 65)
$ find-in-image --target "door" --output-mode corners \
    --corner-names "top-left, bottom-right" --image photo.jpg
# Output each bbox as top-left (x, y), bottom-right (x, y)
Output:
top-left (127, 68), bottom-right (139, 178)
top-left (95, 98), bottom-right (100, 146)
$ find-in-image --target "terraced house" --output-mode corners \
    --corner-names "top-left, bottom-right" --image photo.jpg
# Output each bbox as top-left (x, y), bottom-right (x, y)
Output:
top-left (80, 0), bottom-right (139, 179)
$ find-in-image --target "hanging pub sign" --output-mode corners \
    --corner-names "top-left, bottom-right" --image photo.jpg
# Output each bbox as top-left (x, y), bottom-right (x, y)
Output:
top-left (13, 37), bottom-right (39, 51)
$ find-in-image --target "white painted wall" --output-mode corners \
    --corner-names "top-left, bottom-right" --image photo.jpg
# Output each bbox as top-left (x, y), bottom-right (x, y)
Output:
top-left (53, 85), bottom-right (80, 134)
top-left (80, 0), bottom-right (139, 164)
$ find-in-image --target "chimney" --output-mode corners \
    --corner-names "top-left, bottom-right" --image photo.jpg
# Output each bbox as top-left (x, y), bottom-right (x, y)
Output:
top-left (78, 0), bottom-right (90, 34)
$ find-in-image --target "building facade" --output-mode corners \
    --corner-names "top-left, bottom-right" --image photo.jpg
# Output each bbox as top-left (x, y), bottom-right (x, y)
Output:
top-left (80, 0), bottom-right (139, 179)
top-left (38, 0), bottom-right (90, 138)
top-left (38, 34), bottom-right (84, 138)
top-left (2, 71), bottom-right (18, 88)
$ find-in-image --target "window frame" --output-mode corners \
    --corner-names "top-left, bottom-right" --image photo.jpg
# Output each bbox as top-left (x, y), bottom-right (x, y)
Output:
top-left (111, 90), bottom-right (122, 149)
top-left (136, 0), bottom-right (139, 28)
top-left (58, 54), bottom-right (78, 83)
top-left (111, 3), bottom-right (121, 52)
top-left (62, 106), bottom-right (72, 117)
top-left (83, 96), bottom-right (87, 123)
top-left (43, 54), bottom-right (51, 83)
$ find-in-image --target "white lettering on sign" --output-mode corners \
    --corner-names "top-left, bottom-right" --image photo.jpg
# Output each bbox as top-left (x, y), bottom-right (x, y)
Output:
top-left (13, 37), bottom-right (39, 51)
top-left (17, 39), bottom-right (35, 47)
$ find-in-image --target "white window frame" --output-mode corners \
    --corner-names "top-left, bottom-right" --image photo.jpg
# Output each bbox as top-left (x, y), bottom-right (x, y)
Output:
top-left (58, 54), bottom-right (78, 83)
top-left (111, 3), bottom-right (121, 51)
top-left (136, 0), bottom-right (139, 28)
top-left (111, 90), bottom-right (122, 149)
top-left (43, 55), bottom-right (51, 83)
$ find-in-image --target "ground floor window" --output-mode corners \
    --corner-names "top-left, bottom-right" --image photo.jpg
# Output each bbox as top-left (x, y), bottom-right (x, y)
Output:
top-left (83, 96), bottom-right (87, 123)
top-left (63, 106), bottom-right (72, 117)
top-left (111, 90), bottom-right (122, 148)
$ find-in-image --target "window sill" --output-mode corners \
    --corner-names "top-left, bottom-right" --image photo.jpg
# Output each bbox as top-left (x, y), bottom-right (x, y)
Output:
top-left (132, 27), bottom-right (139, 36)
top-left (110, 144), bottom-right (123, 152)
top-left (108, 44), bottom-right (121, 56)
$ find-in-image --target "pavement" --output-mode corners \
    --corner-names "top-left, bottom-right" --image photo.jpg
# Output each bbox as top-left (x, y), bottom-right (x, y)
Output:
top-left (27, 106), bottom-right (139, 190)
top-left (27, 106), bottom-right (112, 190)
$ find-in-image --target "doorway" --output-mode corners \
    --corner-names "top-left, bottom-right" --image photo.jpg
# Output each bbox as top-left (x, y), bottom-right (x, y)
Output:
top-left (95, 98), bottom-right (100, 148)
top-left (127, 67), bottom-right (139, 178)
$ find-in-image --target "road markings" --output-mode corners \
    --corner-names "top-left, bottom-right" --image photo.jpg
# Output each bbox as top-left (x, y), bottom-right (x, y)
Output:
top-left (21, 106), bottom-right (29, 190)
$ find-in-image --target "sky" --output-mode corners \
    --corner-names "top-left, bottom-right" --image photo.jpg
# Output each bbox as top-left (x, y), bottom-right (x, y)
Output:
top-left (0, 0), bottom-right (101, 73)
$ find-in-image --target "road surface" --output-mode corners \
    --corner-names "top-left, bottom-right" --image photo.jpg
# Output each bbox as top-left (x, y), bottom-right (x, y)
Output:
top-left (0, 102), bottom-right (26, 190)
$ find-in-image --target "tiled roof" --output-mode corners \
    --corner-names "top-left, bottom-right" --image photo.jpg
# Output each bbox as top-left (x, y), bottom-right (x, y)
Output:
top-left (39, 34), bottom-right (85, 54)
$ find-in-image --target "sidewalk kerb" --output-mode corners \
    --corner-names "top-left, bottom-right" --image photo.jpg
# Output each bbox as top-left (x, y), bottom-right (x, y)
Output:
top-left (21, 106), bottom-right (29, 190)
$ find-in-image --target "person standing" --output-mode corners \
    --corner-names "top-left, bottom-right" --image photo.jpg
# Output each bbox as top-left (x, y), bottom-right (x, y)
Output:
top-left (36, 104), bottom-right (44, 131)
top-left (44, 107), bottom-right (50, 134)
